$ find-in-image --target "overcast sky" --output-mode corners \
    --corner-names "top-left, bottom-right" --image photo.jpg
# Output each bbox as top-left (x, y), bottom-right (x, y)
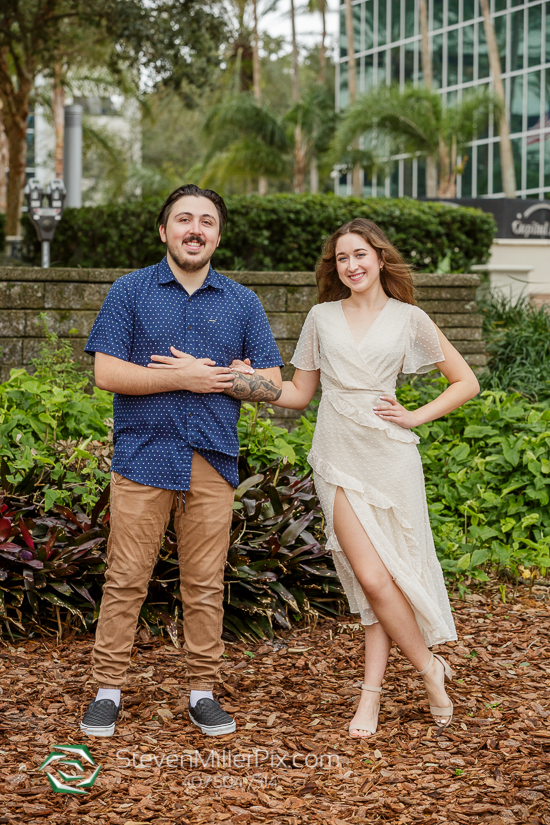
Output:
top-left (261, 1), bottom-right (339, 56)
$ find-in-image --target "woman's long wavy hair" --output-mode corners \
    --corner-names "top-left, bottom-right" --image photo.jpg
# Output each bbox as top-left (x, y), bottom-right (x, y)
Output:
top-left (316, 218), bottom-right (415, 305)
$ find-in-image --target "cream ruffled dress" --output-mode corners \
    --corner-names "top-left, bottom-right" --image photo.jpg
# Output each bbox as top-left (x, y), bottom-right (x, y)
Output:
top-left (291, 298), bottom-right (457, 647)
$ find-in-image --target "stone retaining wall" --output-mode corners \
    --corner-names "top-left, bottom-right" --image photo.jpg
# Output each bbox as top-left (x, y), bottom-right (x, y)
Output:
top-left (0, 269), bottom-right (487, 396)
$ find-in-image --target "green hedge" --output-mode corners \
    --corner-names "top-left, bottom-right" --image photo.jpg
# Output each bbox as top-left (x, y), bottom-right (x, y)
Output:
top-left (22, 194), bottom-right (495, 273)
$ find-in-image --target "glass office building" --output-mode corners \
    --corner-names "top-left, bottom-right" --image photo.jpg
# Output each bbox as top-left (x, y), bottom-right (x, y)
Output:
top-left (336, 0), bottom-right (550, 199)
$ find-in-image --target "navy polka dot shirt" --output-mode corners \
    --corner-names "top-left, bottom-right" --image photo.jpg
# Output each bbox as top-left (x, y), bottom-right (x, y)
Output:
top-left (85, 256), bottom-right (283, 490)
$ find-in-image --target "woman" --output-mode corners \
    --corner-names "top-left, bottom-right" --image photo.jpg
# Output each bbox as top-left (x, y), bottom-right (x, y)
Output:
top-left (270, 219), bottom-right (479, 737)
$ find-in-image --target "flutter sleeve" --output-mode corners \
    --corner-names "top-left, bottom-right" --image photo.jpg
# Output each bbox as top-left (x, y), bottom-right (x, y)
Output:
top-left (402, 305), bottom-right (445, 374)
top-left (290, 307), bottom-right (320, 371)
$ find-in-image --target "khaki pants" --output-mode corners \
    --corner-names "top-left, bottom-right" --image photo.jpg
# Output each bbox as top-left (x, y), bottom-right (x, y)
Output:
top-left (92, 451), bottom-right (235, 690)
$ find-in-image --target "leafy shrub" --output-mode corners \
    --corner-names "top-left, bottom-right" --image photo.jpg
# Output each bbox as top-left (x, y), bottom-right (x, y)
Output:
top-left (22, 194), bottom-right (495, 273)
top-left (398, 379), bottom-right (550, 589)
top-left (0, 321), bottom-right (113, 512)
top-left (0, 459), bottom-right (344, 642)
top-left (478, 293), bottom-right (550, 402)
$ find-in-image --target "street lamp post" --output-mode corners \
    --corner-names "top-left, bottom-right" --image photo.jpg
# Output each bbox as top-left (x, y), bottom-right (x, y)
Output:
top-left (24, 179), bottom-right (66, 268)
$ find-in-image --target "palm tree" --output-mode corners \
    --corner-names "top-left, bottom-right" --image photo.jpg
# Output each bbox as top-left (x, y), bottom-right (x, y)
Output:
top-left (285, 82), bottom-right (337, 193)
top-left (305, 0), bottom-right (329, 83)
top-left (479, 0), bottom-right (516, 197)
top-left (332, 84), bottom-right (497, 198)
top-left (198, 93), bottom-right (290, 191)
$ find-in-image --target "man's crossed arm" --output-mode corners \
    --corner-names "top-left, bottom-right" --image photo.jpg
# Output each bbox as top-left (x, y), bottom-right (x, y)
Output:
top-left (94, 348), bottom-right (282, 403)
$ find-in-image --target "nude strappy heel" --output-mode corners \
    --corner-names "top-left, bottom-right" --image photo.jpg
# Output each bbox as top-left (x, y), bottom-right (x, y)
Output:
top-left (416, 652), bottom-right (454, 727)
top-left (349, 684), bottom-right (382, 737)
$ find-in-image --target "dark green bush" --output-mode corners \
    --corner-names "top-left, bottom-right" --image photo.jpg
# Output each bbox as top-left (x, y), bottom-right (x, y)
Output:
top-left (22, 194), bottom-right (495, 273)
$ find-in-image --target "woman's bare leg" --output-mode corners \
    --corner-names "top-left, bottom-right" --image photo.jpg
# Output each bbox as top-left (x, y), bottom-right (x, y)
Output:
top-left (349, 622), bottom-right (391, 737)
top-left (333, 487), bottom-right (451, 724)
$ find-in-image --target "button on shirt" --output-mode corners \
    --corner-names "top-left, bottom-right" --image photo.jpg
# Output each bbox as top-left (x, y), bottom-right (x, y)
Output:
top-left (85, 257), bottom-right (283, 490)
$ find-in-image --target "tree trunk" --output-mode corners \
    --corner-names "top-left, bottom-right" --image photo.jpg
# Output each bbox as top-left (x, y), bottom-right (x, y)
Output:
top-left (310, 155), bottom-right (319, 194)
top-left (252, 0), bottom-right (267, 195)
top-left (290, 0), bottom-right (300, 104)
top-left (344, 0), bottom-right (362, 196)
top-left (52, 63), bottom-right (65, 179)
top-left (419, 0), bottom-right (437, 197)
top-left (0, 99), bottom-right (8, 213)
top-left (318, 7), bottom-right (326, 83)
top-left (479, 0), bottom-right (516, 197)
top-left (290, 0), bottom-right (305, 193)
top-left (0, 48), bottom-right (33, 236)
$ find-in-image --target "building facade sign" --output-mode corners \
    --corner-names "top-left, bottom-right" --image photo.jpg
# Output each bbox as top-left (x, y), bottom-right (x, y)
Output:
top-left (433, 198), bottom-right (550, 240)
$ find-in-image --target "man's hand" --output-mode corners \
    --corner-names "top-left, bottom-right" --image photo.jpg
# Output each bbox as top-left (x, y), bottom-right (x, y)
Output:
top-left (148, 347), bottom-right (235, 393)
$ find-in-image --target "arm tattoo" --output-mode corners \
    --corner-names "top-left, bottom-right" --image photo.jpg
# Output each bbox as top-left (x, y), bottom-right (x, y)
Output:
top-left (224, 371), bottom-right (282, 402)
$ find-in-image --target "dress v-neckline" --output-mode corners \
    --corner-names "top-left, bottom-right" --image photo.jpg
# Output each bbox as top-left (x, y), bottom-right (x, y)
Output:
top-left (339, 298), bottom-right (393, 348)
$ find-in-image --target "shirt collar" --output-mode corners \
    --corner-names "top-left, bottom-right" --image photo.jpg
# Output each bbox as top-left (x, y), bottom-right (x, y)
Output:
top-left (157, 256), bottom-right (224, 291)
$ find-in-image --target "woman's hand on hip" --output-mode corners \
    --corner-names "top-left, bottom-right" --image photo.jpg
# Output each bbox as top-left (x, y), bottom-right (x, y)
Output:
top-left (373, 396), bottom-right (419, 429)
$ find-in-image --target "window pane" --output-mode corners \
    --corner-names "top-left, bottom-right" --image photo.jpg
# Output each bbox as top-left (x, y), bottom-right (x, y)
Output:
top-left (390, 162), bottom-right (399, 196)
top-left (391, 0), bottom-right (401, 42)
top-left (404, 39), bottom-right (415, 81)
top-left (512, 137), bottom-right (522, 189)
top-left (340, 61), bottom-right (349, 109)
top-left (493, 144), bottom-right (502, 195)
top-left (364, 53), bottom-right (375, 90)
top-left (510, 74), bottom-right (524, 133)
top-left (462, 25), bottom-right (474, 82)
top-left (354, 3), bottom-right (361, 53)
top-left (546, 68), bottom-right (550, 115)
top-left (404, 0), bottom-right (415, 38)
top-left (527, 71), bottom-right (541, 128)
top-left (365, 0), bottom-right (375, 50)
top-left (404, 159), bottom-right (413, 196)
top-left (363, 169), bottom-right (374, 197)
top-left (433, 0), bottom-right (444, 30)
top-left (340, 9), bottom-right (347, 58)
top-left (526, 141), bottom-right (541, 191)
top-left (494, 14), bottom-right (507, 57)
top-left (494, 0), bottom-right (507, 12)
top-left (463, 0), bottom-right (475, 22)
top-left (510, 9), bottom-right (525, 73)
top-left (460, 152), bottom-right (473, 197)
top-left (376, 48), bottom-right (388, 83)
top-left (417, 158), bottom-right (426, 197)
top-left (448, 27), bottom-right (459, 86)
top-left (432, 33), bottom-right (443, 88)
top-left (477, 22), bottom-right (490, 80)
top-left (545, 137), bottom-right (550, 187)
top-left (527, 4), bottom-right (542, 68)
top-left (391, 45), bottom-right (401, 82)
top-left (378, 0), bottom-right (387, 47)
top-left (477, 143), bottom-right (489, 196)
top-left (447, 0), bottom-right (459, 27)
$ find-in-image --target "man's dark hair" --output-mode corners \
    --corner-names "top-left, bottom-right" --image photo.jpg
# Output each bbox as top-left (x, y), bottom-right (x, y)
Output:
top-left (156, 184), bottom-right (228, 234)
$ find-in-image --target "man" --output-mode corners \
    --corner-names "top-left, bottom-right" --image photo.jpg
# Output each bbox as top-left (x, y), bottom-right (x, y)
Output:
top-left (80, 184), bottom-right (283, 738)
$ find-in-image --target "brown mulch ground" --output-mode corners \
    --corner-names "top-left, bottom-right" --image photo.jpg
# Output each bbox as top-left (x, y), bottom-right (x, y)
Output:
top-left (1, 583), bottom-right (550, 825)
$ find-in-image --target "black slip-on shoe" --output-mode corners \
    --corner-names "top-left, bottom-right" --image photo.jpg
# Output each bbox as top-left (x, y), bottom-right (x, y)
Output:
top-left (188, 698), bottom-right (236, 736)
top-left (80, 698), bottom-right (121, 737)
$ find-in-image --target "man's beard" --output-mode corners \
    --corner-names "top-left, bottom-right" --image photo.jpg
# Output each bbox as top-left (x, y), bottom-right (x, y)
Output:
top-left (167, 236), bottom-right (212, 272)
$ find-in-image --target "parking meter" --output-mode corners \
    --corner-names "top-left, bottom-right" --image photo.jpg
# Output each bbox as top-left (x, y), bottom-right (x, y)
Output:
top-left (24, 178), bottom-right (66, 267)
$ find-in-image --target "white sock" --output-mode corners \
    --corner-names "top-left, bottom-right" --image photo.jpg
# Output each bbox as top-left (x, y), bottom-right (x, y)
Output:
top-left (190, 689), bottom-right (213, 708)
top-left (95, 688), bottom-right (121, 707)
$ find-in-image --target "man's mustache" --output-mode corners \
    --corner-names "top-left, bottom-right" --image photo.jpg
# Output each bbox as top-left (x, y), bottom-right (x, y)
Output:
top-left (182, 234), bottom-right (205, 246)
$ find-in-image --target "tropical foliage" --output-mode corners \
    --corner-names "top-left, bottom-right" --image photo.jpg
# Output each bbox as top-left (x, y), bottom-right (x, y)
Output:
top-left (331, 84), bottom-right (498, 198)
